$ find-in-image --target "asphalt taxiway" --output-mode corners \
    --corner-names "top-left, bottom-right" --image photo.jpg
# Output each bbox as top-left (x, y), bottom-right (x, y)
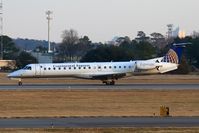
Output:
top-left (0, 83), bottom-right (198, 128)
top-left (0, 83), bottom-right (198, 90)
top-left (0, 117), bottom-right (198, 128)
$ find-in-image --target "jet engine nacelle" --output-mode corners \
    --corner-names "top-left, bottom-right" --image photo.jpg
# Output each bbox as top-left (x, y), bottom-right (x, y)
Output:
top-left (136, 61), bottom-right (162, 70)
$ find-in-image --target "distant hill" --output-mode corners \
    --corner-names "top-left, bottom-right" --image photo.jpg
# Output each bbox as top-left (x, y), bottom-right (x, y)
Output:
top-left (13, 38), bottom-right (57, 51)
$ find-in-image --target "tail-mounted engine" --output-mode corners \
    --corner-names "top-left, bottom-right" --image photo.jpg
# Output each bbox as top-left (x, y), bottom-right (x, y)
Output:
top-left (135, 61), bottom-right (162, 70)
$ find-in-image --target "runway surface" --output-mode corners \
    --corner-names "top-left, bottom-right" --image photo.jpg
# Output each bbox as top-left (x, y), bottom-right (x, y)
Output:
top-left (0, 117), bottom-right (198, 128)
top-left (0, 83), bottom-right (198, 90)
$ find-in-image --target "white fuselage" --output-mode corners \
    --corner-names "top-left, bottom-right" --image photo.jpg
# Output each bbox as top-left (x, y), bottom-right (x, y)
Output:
top-left (8, 57), bottom-right (178, 80)
top-left (8, 43), bottom-right (186, 85)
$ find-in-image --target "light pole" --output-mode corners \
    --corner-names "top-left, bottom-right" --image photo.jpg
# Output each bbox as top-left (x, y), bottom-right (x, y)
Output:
top-left (46, 10), bottom-right (53, 53)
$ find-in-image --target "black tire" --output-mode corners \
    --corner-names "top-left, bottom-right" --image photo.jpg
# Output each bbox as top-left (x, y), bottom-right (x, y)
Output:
top-left (110, 81), bottom-right (115, 85)
top-left (104, 81), bottom-right (115, 85)
top-left (18, 82), bottom-right (22, 86)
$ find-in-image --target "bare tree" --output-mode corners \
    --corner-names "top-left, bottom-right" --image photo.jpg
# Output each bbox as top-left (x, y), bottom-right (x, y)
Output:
top-left (59, 29), bottom-right (79, 61)
top-left (135, 31), bottom-right (150, 42)
top-left (137, 31), bottom-right (146, 38)
top-left (150, 32), bottom-right (166, 49)
top-left (150, 32), bottom-right (164, 39)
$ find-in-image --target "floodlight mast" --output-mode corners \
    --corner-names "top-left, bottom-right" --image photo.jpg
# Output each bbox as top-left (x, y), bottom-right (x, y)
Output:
top-left (46, 10), bottom-right (53, 53)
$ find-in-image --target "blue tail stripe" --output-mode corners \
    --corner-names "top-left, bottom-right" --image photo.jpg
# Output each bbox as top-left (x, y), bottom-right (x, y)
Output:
top-left (172, 46), bottom-right (183, 63)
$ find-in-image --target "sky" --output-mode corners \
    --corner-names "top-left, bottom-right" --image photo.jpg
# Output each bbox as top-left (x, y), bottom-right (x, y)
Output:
top-left (3, 0), bottom-right (199, 43)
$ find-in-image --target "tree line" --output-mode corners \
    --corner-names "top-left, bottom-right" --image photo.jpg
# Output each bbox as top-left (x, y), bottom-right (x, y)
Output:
top-left (1, 29), bottom-right (199, 74)
top-left (58, 29), bottom-right (199, 74)
top-left (0, 36), bottom-right (38, 69)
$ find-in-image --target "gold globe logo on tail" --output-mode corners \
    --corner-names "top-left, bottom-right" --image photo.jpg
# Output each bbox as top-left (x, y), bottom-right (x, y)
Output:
top-left (163, 49), bottom-right (179, 64)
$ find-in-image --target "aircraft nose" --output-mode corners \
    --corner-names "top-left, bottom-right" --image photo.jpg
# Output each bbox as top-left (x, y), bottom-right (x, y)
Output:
top-left (7, 71), bottom-right (21, 78)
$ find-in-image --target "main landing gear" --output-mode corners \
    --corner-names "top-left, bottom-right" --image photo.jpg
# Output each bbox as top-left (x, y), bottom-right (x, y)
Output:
top-left (102, 80), bottom-right (115, 85)
top-left (10, 78), bottom-right (23, 86)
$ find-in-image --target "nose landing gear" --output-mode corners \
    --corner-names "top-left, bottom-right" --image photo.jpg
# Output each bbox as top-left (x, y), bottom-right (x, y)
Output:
top-left (18, 79), bottom-right (22, 86)
top-left (10, 78), bottom-right (23, 86)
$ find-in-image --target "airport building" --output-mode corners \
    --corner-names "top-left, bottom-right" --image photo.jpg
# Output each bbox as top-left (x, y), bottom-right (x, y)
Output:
top-left (31, 52), bottom-right (53, 63)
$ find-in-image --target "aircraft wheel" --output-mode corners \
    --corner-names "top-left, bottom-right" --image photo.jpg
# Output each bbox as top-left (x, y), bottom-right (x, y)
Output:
top-left (18, 81), bottom-right (22, 86)
top-left (110, 80), bottom-right (115, 85)
top-left (104, 81), bottom-right (115, 85)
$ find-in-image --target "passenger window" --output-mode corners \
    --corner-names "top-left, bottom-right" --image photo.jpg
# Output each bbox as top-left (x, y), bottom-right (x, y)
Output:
top-left (59, 68), bottom-right (61, 70)
top-left (119, 66), bottom-right (121, 68)
top-left (53, 68), bottom-right (56, 70)
top-left (69, 67), bottom-right (71, 70)
top-left (79, 67), bottom-right (81, 69)
top-left (114, 66), bottom-right (117, 69)
top-left (48, 68), bottom-right (51, 70)
top-left (124, 66), bottom-right (126, 68)
top-left (74, 67), bottom-right (76, 69)
top-left (88, 67), bottom-right (91, 69)
top-left (109, 66), bottom-right (112, 69)
top-left (64, 67), bottom-right (66, 70)
top-left (44, 68), bottom-right (46, 70)
top-left (84, 67), bottom-right (86, 69)
top-left (104, 66), bottom-right (107, 69)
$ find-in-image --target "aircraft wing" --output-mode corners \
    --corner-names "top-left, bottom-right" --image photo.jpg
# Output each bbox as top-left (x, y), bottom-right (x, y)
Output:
top-left (91, 73), bottom-right (126, 80)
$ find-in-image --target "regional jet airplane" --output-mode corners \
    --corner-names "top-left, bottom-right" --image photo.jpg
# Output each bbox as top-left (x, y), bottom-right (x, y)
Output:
top-left (8, 43), bottom-right (187, 86)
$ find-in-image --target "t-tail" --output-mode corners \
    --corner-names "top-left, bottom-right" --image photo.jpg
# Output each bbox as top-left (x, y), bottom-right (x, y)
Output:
top-left (158, 43), bottom-right (190, 74)
top-left (162, 43), bottom-right (189, 64)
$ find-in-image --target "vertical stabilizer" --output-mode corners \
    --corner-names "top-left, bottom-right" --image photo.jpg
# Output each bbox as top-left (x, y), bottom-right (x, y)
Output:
top-left (162, 43), bottom-right (188, 64)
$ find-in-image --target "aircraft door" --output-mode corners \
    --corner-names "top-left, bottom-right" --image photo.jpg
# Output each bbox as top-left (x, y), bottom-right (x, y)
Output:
top-left (133, 61), bottom-right (137, 72)
top-left (35, 64), bottom-right (41, 76)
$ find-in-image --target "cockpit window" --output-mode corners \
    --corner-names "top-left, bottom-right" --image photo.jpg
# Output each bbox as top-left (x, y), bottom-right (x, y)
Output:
top-left (23, 66), bottom-right (32, 70)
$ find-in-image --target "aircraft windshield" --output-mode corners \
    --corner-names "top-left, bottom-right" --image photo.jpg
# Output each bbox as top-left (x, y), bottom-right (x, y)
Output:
top-left (23, 66), bottom-right (32, 70)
